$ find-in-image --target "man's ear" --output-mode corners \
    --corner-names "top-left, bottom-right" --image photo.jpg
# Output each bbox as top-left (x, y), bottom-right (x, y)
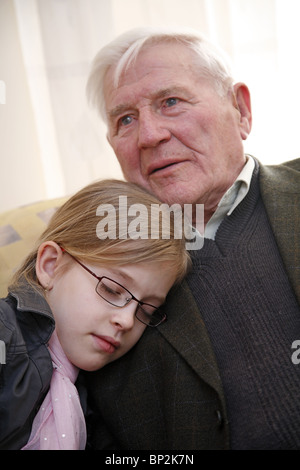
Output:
top-left (36, 242), bottom-right (64, 290)
top-left (233, 82), bottom-right (252, 140)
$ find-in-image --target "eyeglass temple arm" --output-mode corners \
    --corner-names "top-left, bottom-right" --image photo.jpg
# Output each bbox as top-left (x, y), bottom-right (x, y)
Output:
top-left (60, 247), bottom-right (101, 282)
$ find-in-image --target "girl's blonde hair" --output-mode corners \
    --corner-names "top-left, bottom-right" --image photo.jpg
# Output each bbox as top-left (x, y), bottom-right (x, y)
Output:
top-left (10, 179), bottom-right (190, 293)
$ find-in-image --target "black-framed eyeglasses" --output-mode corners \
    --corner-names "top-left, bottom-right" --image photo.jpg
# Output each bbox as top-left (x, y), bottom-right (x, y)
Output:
top-left (61, 249), bottom-right (167, 327)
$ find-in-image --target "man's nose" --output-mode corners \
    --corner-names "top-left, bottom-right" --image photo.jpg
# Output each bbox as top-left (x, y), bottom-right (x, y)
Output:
top-left (137, 109), bottom-right (171, 149)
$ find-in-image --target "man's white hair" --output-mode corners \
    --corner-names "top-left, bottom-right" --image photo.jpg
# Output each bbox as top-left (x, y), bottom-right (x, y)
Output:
top-left (86, 27), bottom-right (234, 122)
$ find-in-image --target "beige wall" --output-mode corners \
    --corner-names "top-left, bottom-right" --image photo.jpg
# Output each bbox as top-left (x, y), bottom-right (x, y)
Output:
top-left (0, 0), bottom-right (46, 213)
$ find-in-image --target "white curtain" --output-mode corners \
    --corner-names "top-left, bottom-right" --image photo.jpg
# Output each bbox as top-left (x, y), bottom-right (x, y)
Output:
top-left (1, 0), bottom-right (300, 211)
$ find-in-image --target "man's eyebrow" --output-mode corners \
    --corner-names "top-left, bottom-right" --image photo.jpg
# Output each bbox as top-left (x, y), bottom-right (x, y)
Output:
top-left (154, 86), bottom-right (188, 99)
top-left (108, 104), bottom-right (133, 121)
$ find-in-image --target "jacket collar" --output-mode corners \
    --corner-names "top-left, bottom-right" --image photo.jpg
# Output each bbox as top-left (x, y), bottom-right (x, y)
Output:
top-left (9, 281), bottom-right (54, 322)
top-left (158, 280), bottom-right (226, 398)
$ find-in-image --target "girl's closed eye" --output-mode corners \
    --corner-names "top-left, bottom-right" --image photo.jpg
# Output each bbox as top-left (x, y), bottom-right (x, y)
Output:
top-left (99, 279), bottom-right (123, 299)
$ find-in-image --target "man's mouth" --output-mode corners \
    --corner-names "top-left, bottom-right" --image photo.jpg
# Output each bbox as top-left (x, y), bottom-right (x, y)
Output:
top-left (151, 163), bottom-right (175, 174)
top-left (148, 160), bottom-right (184, 175)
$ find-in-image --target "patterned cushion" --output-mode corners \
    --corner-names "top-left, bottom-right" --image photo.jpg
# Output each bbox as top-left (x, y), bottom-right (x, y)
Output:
top-left (0, 197), bottom-right (67, 297)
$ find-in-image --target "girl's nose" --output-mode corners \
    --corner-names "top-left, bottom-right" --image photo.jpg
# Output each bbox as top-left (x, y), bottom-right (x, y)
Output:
top-left (110, 302), bottom-right (137, 331)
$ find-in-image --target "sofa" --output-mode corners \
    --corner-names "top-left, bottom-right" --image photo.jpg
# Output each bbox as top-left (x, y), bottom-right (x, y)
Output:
top-left (0, 197), bottom-right (67, 297)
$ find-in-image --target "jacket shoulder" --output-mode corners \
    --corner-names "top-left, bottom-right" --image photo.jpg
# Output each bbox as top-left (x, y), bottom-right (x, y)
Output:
top-left (281, 158), bottom-right (300, 171)
top-left (260, 158), bottom-right (300, 193)
top-left (258, 158), bottom-right (300, 306)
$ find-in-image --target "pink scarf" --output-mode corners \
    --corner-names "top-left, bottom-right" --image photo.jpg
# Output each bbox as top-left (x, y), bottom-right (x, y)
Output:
top-left (22, 330), bottom-right (87, 450)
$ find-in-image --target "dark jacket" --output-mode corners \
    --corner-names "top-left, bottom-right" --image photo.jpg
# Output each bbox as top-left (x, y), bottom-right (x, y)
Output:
top-left (0, 284), bottom-right (54, 450)
top-left (84, 159), bottom-right (300, 450)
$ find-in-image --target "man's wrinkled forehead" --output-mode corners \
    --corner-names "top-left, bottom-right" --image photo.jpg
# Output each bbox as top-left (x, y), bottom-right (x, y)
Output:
top-left (104, 42), bottom-right (206, 101)
top-left (104, 40), bottom-right (230, 110)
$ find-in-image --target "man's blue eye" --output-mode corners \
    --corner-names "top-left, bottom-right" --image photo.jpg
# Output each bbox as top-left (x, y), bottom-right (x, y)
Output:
top-left (165, 98), bottom-right (178, 107)
top-left (120, 115), bottom-right (133, 126)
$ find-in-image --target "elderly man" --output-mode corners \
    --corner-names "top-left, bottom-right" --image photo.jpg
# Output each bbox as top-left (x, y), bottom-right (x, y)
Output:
top-left (84, 28), bottom-right (300, 450)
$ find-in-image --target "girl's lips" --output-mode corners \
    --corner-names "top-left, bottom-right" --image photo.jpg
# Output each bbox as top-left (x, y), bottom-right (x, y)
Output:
top-left (92, 334), bottom-right (121, 354)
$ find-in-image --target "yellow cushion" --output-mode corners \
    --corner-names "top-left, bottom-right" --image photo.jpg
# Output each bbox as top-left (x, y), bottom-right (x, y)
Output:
top-left (0, 197), bottom-right (67, 297)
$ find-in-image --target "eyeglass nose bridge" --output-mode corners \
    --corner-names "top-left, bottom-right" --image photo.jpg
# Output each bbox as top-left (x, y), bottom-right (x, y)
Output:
top-left (125, 293), bottom-right (144, 310)
top-left (124, 295), bottom-right (134, 307)
top-left (122, 296), bottom-right (149, 321)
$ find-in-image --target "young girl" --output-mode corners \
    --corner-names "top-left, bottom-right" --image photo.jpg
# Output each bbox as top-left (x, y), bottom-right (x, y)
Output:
top-left (0, 179), bottom-right (190, 450)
